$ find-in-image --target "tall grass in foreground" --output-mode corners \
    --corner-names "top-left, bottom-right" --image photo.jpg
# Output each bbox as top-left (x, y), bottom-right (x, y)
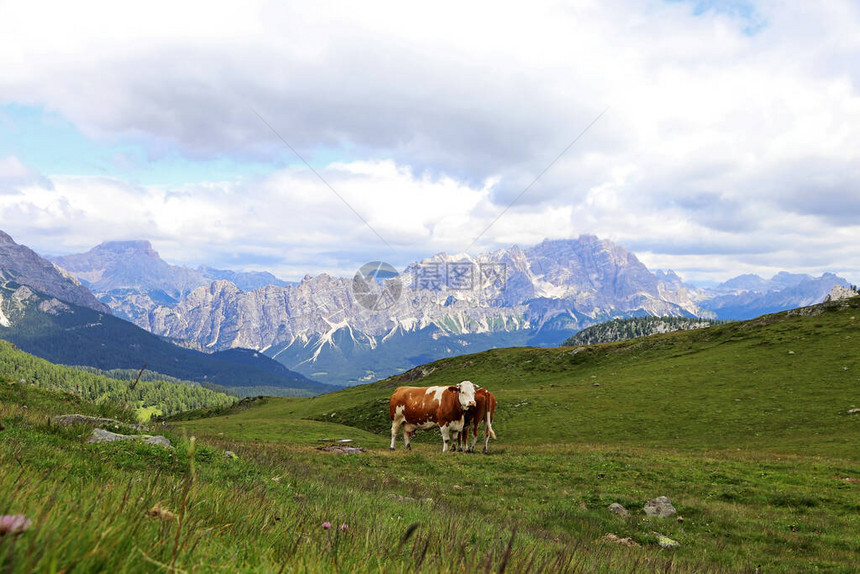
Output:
top-left (3, 397), bottom-right (858, 573)
top-left (1, 386), bottom-right (717, 573)
top-left (0, 447), bottom-right (683, 572)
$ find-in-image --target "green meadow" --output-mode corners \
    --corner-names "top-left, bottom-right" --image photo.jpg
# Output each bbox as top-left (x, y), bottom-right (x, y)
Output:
top-left (1, 297), bottom-right (859, 572)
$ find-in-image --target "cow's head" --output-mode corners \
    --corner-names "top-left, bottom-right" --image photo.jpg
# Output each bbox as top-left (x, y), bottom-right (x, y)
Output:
top-left (455, 380), bottom-right (477, 410)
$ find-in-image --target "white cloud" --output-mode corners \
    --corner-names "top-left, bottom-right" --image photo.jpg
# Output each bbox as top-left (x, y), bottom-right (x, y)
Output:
top-left (1, 1), bottom-right (859, 284)
top-left (0, 155), bottom-right (52, 191)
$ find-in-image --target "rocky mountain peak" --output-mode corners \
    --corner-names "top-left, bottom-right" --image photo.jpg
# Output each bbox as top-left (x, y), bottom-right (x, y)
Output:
top-left (823, 284), bottom-right (858, 302)
top-left (94, 240), bottom-right (160, 258)
top-left (0, 230), bottom-right (110, 313)
top-left (523, 235), bottom-right (657, 300)
top-left (718, 274), bottom-right (768, 292)
top-left (655, 270), bottom-right (685, 287)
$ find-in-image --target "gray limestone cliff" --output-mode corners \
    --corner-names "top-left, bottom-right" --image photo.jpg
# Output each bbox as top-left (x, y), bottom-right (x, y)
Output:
top-left (0, 230), bottom-right (109, 314)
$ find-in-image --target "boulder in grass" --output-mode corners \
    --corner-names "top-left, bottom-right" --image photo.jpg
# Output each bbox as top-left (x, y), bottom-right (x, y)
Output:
top-left (651, 531), bottom-right (680, 549)
top-left (88, 428), bottom-right (172, 448)
top-left (53, 414), bottom-right (145, 432)
top-left (597, 533), bottom-right (640, 548)
top-left (608, 502), bottom-right (629, 516)
top-left (644, 496), bottom-right (676, 518)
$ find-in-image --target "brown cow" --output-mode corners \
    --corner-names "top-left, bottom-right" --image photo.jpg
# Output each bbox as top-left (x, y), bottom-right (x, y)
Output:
top-left (389, 380), bottom-right (477, 452)
top-left (458, 387), bottom-right (497, 453)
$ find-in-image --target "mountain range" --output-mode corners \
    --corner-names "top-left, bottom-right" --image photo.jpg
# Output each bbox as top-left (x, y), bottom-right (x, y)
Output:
top-left (31, 233), bottom-right (849, 386)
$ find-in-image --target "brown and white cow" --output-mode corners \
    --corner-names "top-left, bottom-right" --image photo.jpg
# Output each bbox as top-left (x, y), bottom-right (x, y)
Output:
top-left (389, 380), bottom-right (477, 452)
top-left (458, 387), bottom-right (497, 453)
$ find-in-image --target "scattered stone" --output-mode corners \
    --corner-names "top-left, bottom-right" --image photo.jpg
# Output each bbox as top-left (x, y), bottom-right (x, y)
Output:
top-left (608, 503), bottom-right (629, 516)
top-left (831, 475), bottom-right (859, 483)
top-left (316, 445), bottom-right (365, 454)
top-left (847, 408), bottom-right (860, 415)
top-left (593, 382), bottom-right (600, 387)
top-left (53, 414), bottom-right (145, 432)
top-left (225, 450), bottom-right (238, 459)
top-left (88, 428), bottom-right (172, 448)
top-left (597, 533), bottom-right (640, 548)
top-left (787, 350), bottom-right (795, 355)
top-left (644, 496), bottom-right (676, 518)
top-left (650, 531), bottom-right (680, 549)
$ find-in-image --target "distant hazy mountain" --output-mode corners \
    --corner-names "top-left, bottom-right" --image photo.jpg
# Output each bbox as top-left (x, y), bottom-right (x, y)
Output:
top-left (196, 265), bottom-right (292, 291)
top-left (50, 240), bottom-right (289, 322)
top-left (0, 231), bottom-right (333, 396)
top-left (698, 272), bottom-right (849, 319)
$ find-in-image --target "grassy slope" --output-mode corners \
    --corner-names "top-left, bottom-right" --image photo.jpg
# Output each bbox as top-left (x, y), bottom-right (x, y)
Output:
top-left (181, 297), bottom-right (859, 459)
top-left (2, 297), bottom-right (858, 572)
top-left (0, 339), bottom-right (235, 420)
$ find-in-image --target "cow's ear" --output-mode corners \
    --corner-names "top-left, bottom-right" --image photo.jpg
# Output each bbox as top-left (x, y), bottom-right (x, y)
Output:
top-left (448, 386), bottom-right (459, 392)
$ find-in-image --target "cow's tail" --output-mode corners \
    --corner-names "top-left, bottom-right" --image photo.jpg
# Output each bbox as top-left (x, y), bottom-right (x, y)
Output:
top-left (486, 411), bottom-right (497, 440)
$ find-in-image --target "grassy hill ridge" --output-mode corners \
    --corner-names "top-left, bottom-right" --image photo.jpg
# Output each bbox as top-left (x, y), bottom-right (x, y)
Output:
top-left (562, 316), bottom-right (724, 346)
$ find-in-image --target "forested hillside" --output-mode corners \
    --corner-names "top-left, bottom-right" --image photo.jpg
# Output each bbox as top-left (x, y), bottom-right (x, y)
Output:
top-left (562, 316), bottom-right (722, 346)
top-left (0, 340), bottom-right (234, 419)
top-left (0, 279), bottom-right (334, 396)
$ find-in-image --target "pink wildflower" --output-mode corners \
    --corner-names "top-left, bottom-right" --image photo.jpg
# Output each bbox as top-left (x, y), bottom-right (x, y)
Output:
top-left (322, 522), bottom-right (332, 530)
top-left (340, 524), bottom-right (349, 532)
top-left (0, 515), bottom-right (32, 536)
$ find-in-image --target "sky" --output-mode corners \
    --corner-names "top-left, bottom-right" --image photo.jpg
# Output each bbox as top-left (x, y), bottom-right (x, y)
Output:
top-left (1, 0), bottom-right (859, 286)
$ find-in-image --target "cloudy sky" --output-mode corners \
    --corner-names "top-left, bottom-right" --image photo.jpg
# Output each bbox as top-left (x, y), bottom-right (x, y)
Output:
top-left (1, 0), bottom-right (859, 285)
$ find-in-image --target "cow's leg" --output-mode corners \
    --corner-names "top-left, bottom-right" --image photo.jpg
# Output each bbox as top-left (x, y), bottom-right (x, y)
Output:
top-left (440, 425), bottom-right (451, 452)
top-left (482, 412), bottom-right (494, 454)
top-left (390, 418), bottom-right (400, 450)
top-left (452, 416), bottom-right (468, 452)
top-left (469, 422), bottom-right (478, 453)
